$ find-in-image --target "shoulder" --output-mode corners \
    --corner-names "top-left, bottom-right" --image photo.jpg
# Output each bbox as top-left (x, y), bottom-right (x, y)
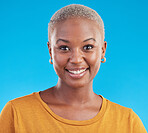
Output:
top-left (100, 96), bottom-right (147, 132)
top-left (10, 92), bottom-right (37, 102)
top-left (1, 92), bottom-right (39, 119)
top-left (106, 99), bottom-right (131, 111)
top-left (101, 96), bottom-right (132, 113)
top-left (102, 97), bottom-right (136, 120)
top-left (104, 97), bottom-right (144, 124)
top-left (8, 92), bottom-right (40, 110)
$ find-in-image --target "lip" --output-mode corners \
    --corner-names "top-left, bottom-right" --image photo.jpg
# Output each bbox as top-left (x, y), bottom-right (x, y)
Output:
top-left (65, 68), bottom-right (89, 79)
top-left (65, 68), bottom-right (88, 71)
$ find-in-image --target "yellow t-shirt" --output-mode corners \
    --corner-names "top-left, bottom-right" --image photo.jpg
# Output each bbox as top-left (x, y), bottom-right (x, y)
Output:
top-left (0, 92), bottom-right (147, 133)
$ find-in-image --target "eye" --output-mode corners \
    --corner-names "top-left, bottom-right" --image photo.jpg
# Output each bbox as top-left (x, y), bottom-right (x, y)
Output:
top-left (83, 45), bottom-right (94, 50)
top-left (59, 45), bottom-right (70, 51)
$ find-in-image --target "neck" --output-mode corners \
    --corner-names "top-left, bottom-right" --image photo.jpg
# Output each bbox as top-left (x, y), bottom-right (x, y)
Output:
top-left (53, 79), bottom-right (97, 106)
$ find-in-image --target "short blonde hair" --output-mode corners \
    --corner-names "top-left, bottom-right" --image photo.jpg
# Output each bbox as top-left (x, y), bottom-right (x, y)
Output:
top-left (48, 4), bottom-right (104, 42)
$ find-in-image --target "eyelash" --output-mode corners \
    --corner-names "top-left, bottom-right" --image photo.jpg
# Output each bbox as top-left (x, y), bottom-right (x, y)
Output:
top-left (59, 45), bottom-right (70, 51)
top-left (83, 45), bottom-right (94, 50)
top-left (59, 44), bottom-right (94, 51)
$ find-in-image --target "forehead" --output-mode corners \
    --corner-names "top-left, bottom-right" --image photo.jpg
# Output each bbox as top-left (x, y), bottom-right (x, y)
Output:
top-left (51, 18), bottom-right (103, 42)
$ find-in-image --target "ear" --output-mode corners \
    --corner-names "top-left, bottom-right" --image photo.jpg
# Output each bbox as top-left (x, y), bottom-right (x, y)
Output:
top-left (47, 41), bottom-right (52, 59)
top-left (101, 41), bottom-right (107, 59)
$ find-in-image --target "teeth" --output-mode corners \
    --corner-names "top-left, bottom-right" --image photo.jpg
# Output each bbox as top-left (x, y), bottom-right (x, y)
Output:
top-left (68, 69), bottom-right (87, 74)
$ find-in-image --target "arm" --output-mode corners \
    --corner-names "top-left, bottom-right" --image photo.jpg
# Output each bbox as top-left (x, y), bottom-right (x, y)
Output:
top-left (131, 110), bottom-right (147, 133)
top-left (0, 101), bottom-right (15, 133)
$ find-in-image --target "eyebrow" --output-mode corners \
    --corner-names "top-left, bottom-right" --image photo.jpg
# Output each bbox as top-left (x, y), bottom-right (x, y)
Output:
top-left (56, 39), bottom-right (70, 44)
top-left (83, 38), bottom-right (96, 42)
top-left (56, 38), bottom-right (96, 44)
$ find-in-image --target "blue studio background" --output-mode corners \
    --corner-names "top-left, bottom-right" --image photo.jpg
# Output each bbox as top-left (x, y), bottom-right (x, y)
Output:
top-left (0, 0), bottom-right (148, 130)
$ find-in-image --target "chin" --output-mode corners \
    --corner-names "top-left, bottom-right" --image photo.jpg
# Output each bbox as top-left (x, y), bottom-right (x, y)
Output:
top-left (65, 80), bottom-right (91, 89)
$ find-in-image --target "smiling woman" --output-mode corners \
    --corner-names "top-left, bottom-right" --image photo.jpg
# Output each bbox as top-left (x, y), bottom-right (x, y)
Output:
top-left (0, 4), bottom-right (147, 133)
top-left (48, 17), bottom-right (106, 89)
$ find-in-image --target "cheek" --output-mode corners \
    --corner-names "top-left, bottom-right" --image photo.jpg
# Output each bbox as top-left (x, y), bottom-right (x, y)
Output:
top-left (52, 49), bottom-right (68, 67)
top-left (53, 55), bottom-right (67, 67)
top-left (52, 50), bottom-right (69, 77)
top-left (87, 49), bottom-right (101, 66)
top-left (87, 49), bottom-right (102, 76)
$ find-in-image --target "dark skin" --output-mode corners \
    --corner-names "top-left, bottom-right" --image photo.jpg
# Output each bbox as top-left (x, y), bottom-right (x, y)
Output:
top-left (40, 18), bottom-right (107, 120)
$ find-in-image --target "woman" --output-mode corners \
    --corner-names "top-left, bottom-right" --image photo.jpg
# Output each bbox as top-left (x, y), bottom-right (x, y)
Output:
top-left (0, 4), bottom-right (146, 133)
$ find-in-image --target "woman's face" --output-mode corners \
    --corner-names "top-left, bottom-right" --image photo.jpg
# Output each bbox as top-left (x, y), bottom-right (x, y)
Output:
top-left (48, 18), bottom-right (107, 88)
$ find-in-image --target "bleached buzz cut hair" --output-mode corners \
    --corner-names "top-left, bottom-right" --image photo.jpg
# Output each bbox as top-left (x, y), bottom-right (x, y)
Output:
top-left (48, 4), bottom-right (105, 42)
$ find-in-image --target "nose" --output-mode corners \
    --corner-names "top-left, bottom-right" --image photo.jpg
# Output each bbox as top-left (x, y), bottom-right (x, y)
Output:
top-left (69, 49), bottom-right (83, 64)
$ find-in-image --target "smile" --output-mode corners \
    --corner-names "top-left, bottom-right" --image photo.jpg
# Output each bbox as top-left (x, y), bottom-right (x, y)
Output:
top-left (67, 69), bottom-right (87, 74)
top-left (65, 68), bottom-right (89, 79)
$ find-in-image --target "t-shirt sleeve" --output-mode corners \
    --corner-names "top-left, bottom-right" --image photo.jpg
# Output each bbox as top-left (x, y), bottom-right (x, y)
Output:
top-left (131, 109), bottom-right (147, 133)
top-left (0, 101), bottom-right (15, 133)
